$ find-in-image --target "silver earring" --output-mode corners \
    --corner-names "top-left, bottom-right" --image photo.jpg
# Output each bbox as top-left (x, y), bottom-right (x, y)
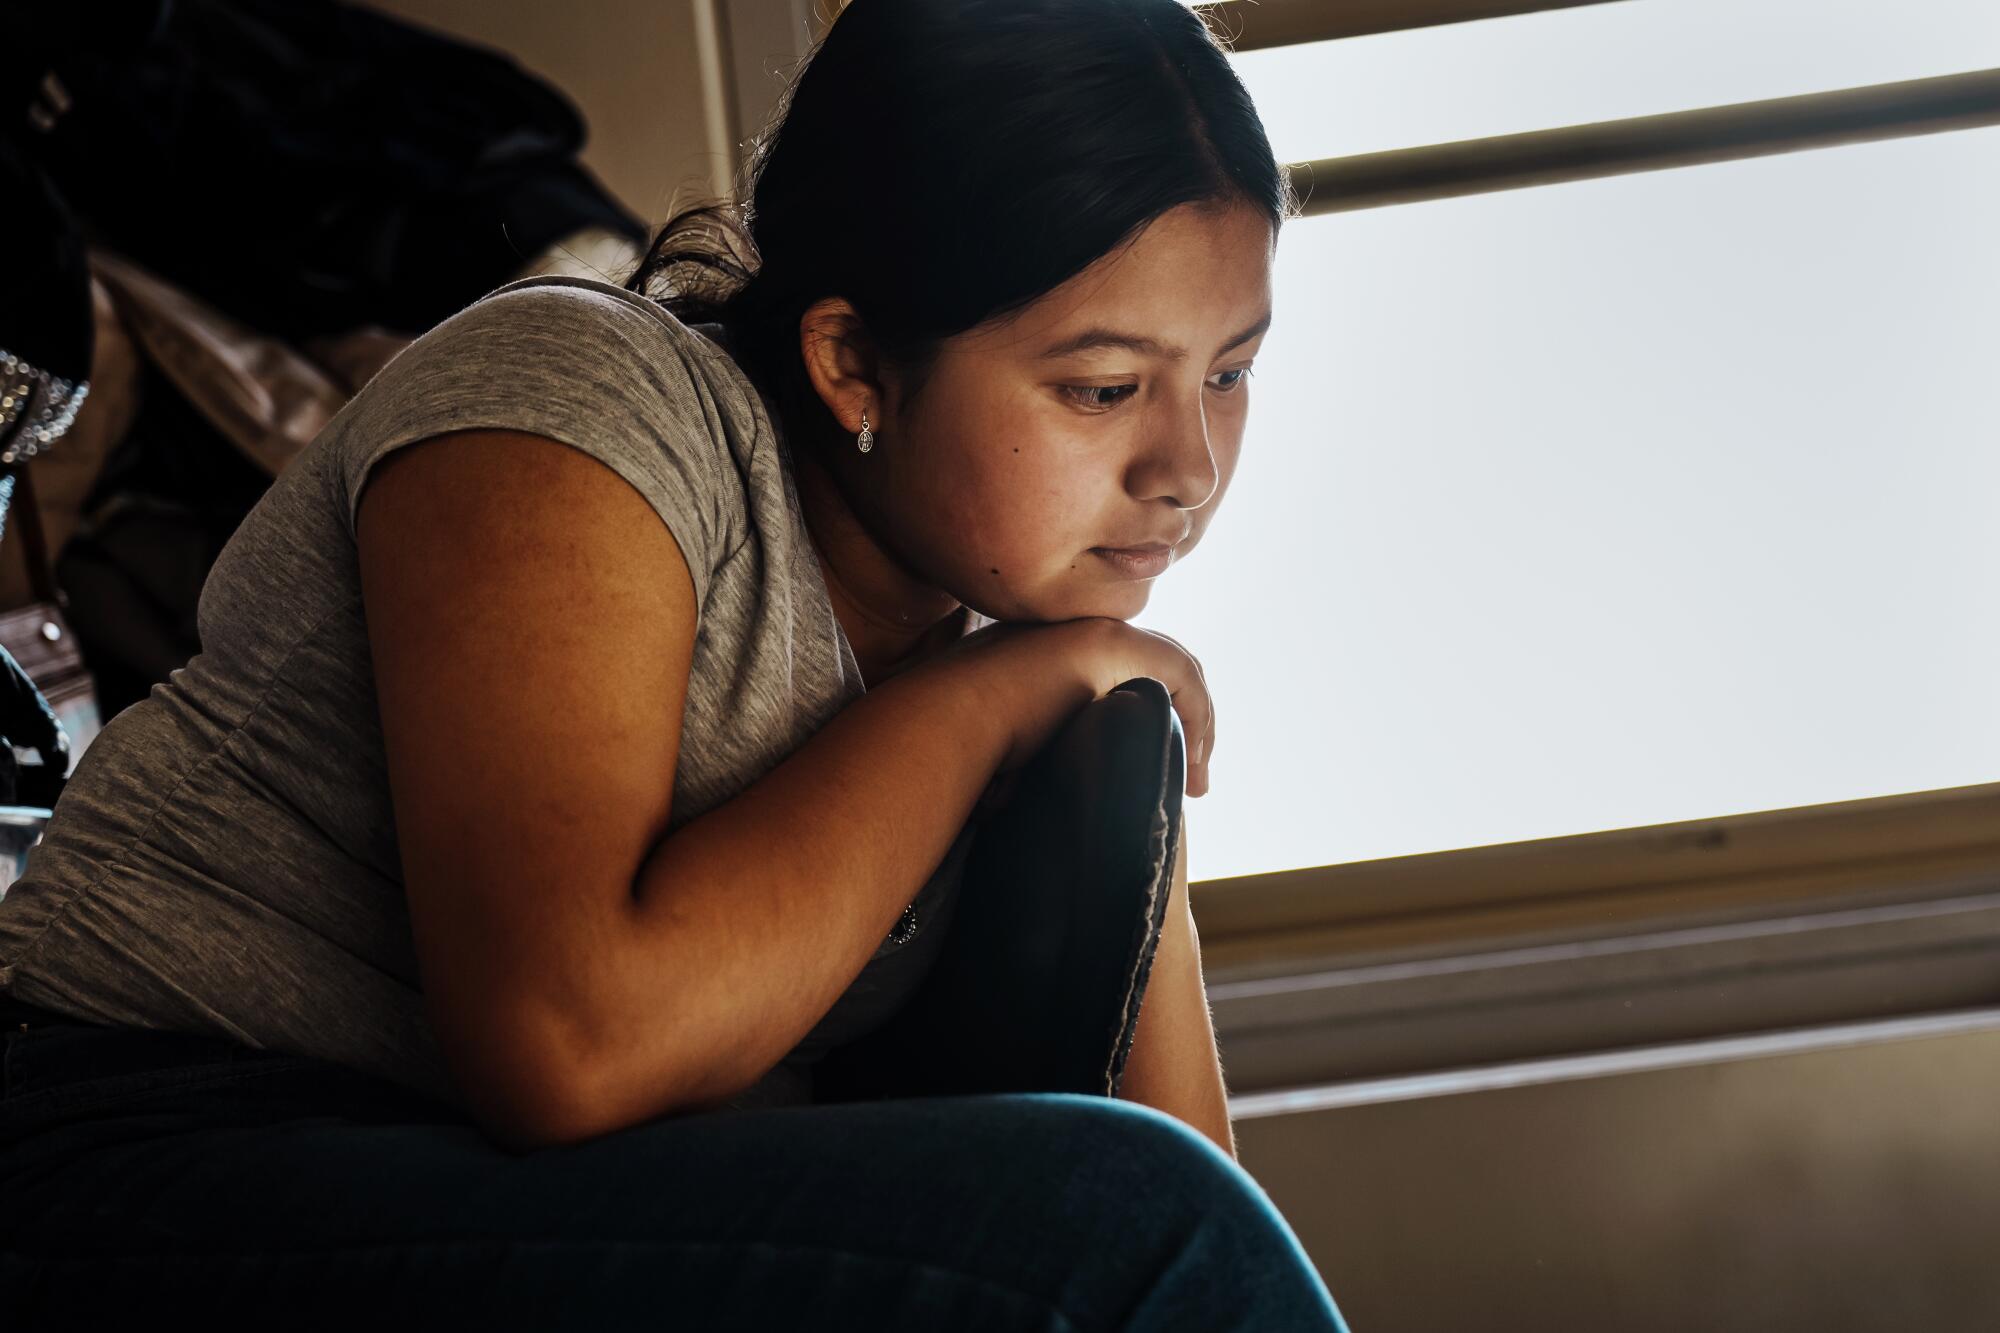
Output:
top-left (856, 408), bottom-right (874, 453)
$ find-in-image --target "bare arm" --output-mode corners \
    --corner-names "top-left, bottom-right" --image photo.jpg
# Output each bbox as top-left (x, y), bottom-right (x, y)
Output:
top-left (591, 649), bottom-right (1066, 1126)
top-left (1118, 815), bottom-right (1238, 1161)
top-left (358, 429), bottom-right (1101, 1150)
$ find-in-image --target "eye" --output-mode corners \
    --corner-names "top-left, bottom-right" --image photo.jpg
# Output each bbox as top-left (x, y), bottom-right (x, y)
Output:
top-left (1061, 383), bottom-right (1139, 410)
top-left (1059, 367), bottom-right (1255, 413)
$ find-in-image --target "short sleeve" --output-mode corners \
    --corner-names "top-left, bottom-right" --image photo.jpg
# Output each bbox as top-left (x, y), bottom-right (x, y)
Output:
top-left (332, 277), bottom-right (738, 606)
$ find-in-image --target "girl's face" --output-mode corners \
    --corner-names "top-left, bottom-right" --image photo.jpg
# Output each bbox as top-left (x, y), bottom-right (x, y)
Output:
top-left (844, 199), bottom-right (1277, 625)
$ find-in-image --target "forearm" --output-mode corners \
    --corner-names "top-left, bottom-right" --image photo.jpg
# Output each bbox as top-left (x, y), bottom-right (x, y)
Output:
top-left (578, 652), bottom-right (1081, 1129)
top-left (1118, 820), bottom-right (1237, 1161)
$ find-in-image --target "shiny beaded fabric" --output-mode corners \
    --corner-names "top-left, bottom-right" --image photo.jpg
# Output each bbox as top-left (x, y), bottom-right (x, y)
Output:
top-left (887, 902), bottom-right (920, 946)
top-left (0, 346), bottom-right (89, 467)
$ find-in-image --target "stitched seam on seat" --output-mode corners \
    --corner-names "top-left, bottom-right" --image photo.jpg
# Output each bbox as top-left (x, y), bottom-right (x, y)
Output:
top-left (1105, 724), bottom-right (1176, 1096)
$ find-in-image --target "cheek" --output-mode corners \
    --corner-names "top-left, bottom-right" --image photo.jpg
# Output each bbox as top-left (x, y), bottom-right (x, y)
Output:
top-left (957, 490), bottom-right (1076, 565)
top-left (933, 470), bottom-right (1102, 601)
top-left (956, 441), bottom-right (1092, 545)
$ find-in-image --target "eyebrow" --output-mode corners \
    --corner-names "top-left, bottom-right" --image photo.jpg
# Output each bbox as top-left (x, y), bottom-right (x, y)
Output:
top-left (1036, 309), bottom-right (1274, 363)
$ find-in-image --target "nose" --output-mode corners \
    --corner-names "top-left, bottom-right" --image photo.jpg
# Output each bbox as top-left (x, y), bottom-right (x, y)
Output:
top-left (1134, 392), bottom-right (1221, 513)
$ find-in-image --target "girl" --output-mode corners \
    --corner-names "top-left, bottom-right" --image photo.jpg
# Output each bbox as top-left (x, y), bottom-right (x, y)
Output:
top-left (0, 0), bottom-right (1348, 1325)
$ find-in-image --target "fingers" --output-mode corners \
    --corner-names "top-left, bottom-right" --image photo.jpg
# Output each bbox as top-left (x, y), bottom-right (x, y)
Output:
top-left (1147, 629), bottom-right (1214, 798)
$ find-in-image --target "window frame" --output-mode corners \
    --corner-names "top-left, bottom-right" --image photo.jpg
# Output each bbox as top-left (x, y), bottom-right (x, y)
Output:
top-left (1183, 0), bottom-right (2000, 1105)
top-left (721, 0), bottom-right (2000, 1105)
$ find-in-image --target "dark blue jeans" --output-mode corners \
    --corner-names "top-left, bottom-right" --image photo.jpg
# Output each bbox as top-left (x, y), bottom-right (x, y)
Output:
top-left (0, 998), bottom-right (1349, 1330)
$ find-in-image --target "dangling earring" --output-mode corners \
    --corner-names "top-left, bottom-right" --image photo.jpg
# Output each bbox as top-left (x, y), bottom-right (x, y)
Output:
top-left (856, 407), bottom-right (874, 453)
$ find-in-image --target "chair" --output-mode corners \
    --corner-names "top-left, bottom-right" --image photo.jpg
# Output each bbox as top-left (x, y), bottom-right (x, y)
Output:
top-left (812, 674), bottom-right (1187, 1102)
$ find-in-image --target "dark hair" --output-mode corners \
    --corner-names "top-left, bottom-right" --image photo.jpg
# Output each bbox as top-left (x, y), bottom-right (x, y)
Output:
top-left (622, 0), bottom-right (1297, 459)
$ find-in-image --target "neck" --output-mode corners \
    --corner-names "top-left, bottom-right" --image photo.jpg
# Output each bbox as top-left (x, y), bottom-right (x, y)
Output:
top-left (792, 442), bottom-right (963, 687)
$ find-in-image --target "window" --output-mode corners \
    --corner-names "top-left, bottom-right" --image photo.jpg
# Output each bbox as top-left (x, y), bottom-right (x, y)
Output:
top-left (1151, 1), bottom-right (2000, 879)
top-left (1228, 0), bottom-right (2000, 163)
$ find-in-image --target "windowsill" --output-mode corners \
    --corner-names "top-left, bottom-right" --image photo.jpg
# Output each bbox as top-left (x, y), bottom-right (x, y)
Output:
top-left (1192, 781), bottom-right (2000, 1099)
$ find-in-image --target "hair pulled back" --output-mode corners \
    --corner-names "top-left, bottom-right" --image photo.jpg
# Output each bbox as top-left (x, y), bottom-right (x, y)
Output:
top-left (623, 0), bottom-right (1297, 457)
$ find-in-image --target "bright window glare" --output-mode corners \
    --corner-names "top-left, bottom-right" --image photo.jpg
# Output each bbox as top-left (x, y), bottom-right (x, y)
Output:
top-left (1139, 125), bottom-right (2000, 881)
top-left (1211, 0), bottom-right (2000, 165)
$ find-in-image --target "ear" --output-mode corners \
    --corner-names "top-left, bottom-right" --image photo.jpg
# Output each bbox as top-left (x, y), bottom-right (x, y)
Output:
top-left (797, 296), bottom-right (888, 436)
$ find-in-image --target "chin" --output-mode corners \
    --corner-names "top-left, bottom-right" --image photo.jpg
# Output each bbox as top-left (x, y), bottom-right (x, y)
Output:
top-left (1092, 583), bottom-right (1153, 616)
top-left (1012, 588), bottom-right (1144, 626)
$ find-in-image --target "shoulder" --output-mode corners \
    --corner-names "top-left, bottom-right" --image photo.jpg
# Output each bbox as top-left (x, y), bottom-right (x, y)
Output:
top-left (327, 275), bottom-right (761, 592)
top-left (410, 275), bottom-right (767, 450)
top-left (460, 273), bottom-right (703, 337)
top-left (413, 274), bottom-right (727, 377)
top-left (332, 273), bottom-right (754, 459)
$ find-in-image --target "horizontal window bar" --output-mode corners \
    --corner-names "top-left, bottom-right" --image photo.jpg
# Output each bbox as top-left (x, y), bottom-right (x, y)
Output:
top-left (1283, 66), bottom-right (2000, 212)
top-left (1208, 873), bottom-right (2000, 1090)
top-left (1193, 783), bottom-right (2000, 944)
top-left (1226, 1006), bottom-right (2000, 1116)
top-left (1190, 0), bottom-right (1629, 53)
top-left (1225, 0), bottom-right (1998, 164)
top-left (1207, 891), bottom-right (2000, 1005)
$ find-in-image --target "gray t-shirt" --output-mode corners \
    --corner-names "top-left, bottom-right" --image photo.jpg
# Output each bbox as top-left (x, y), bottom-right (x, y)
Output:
top-left (0, 274), bottom-right (990, 1112)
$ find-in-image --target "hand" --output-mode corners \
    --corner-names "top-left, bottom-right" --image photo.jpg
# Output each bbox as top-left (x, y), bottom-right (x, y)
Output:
top-left (1059, 617), bottom-right (1215, 799)
top-left (927, 617), bottom-right (1214, 799)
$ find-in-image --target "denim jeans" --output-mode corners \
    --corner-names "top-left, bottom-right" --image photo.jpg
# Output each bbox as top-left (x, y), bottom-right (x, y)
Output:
top-left (0, 997), bottom-right (1350, 1330)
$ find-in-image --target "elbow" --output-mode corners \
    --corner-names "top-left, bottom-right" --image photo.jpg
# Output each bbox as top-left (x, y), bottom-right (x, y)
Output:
top-left (479, 1067), bottom-right (745, 1153)
top-left (471, 1105), bottom-right (584, 1156)
top-left (445, 1037), bottom-right (613, 1154)
top-left (446, 1020), bottom-right (742, 1153)
top-left (423, 996), bottom-right (619, 1151)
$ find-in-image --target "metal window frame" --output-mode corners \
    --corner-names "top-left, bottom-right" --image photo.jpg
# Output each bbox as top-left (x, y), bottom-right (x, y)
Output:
top-left (1200, 781), bottom-right (2000, 1108)
top-left (1273, 66), bottom-right (2000, 213)
top-left (1192, 0), bottom-right (1632, 52)
top-left (1190, 1), bottom-right (2000, 210)
top-left (1172, 3), bottom-right (2000, 1100)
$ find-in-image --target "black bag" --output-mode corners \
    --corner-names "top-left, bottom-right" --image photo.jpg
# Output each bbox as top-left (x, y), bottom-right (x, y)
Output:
top-left (0, 129), bottom-right (86, 807)
top-left (0, 642), bottom-right (71, 809)
top-left (4, 0), bottom-right (646, 342)
top-left (813, 676), bottom-right (1188, 1102)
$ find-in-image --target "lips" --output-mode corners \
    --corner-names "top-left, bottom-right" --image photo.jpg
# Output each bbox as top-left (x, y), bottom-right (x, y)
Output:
top-left (1100, 527), bottom-right (1187, 552)
top-left (1093, 545), bottom-right (1174, 577)
top-left (1098, 542), bottom-right (1173, 555)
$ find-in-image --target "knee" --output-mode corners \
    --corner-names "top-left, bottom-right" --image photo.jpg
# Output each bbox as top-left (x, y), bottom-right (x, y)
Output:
top-left (1018, 1093), bottom-right (1262, 1209)
top-left (997, 1096), bottom-right (1340, 1326)
top-left (1053, 1093), bottom-right (1221, 1159)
